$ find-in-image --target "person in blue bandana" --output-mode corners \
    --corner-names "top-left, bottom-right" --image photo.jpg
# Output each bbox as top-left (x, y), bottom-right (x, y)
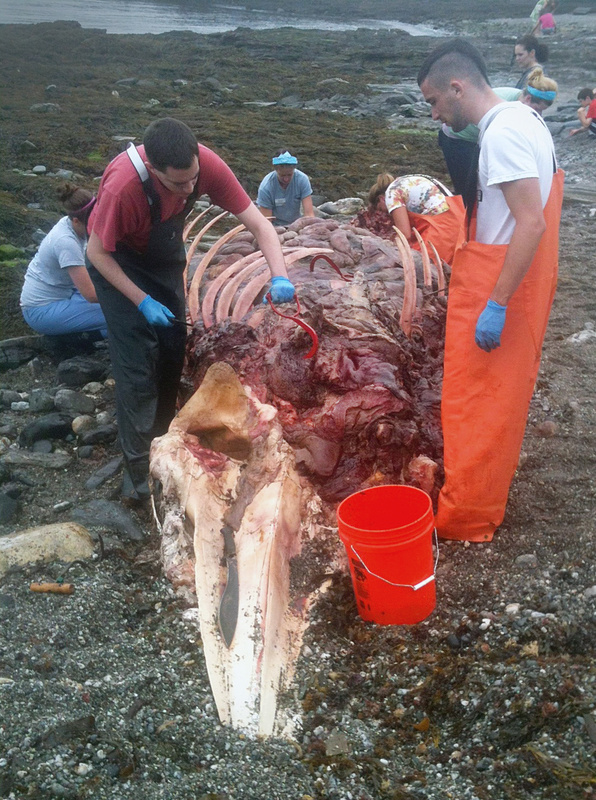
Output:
top-left (257, 150), bottom-right (315, 226)
top-left (519, 67), bottom-right (558, 114)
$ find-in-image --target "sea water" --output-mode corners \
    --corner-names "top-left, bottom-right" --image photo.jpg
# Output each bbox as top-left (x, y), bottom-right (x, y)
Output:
top-left (0, 0), bottom-right (446, 36)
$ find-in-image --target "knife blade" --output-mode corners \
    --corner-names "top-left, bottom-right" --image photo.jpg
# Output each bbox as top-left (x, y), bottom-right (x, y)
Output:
top-left (218, 523), bottom-right (239, 648)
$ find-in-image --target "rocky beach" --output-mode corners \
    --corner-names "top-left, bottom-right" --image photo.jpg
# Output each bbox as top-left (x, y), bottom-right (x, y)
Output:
top-left (1, 2), bottom-right (596, 799)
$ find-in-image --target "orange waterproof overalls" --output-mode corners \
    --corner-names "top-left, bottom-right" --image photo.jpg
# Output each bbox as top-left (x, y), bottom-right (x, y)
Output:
top-left (436, 168), bottom-right (564, 542)
top-left (409, 194), bottom-right (466, 265)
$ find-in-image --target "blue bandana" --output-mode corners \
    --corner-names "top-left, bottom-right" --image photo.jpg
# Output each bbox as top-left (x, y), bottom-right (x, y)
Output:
top-left (272, 151), bottom-right (298, 165)
top-left (527, 85), bottom-right (556, 102)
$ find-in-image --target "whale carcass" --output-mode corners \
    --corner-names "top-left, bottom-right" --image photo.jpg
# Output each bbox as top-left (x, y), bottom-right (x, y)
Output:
top-left (149, 214), bottom-right (447, 737)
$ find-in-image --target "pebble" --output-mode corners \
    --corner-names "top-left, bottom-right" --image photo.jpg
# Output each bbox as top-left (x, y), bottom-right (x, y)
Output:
top-left (28, 388), bottom-right (55, 413)
top-left (515, 553), bottom-right (538, 568)
top-left (31, 439), bottom-right (53, 454)
top-left (533, 419), bottom-right (558, 437)
top-left (82, 381), bottom-right (104, 394)
top-left (77, 445), bottom-right (95, 459)
top-left (1, 390), bottom-right (22, 407)
top-left (54, 388), bottom-right (95, 416)
top-left (95, 411), bottom-right (114, 426)
top-left (505, 603), bottom-right (521, 615)
top-left (78, 424), bottom-right (117, 445)
top-left (0, 594), bottom-right (16, 609)
top-left (31, 228), bottom-right (47, 244)
top-left (71, 415), bottom-right (96, 435)
top-left (84, 456), bottom-right (122, 490)
top-left (584, 585), bottom-right (596, 599)
top-left (10, 401), bottom-right (29, 411)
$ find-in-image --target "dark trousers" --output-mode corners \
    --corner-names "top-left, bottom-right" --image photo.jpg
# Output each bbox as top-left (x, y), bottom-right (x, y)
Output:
top-left (438, 129), bottom-right (478, 197)
top-left (94, 278), bottom-right (185, 499)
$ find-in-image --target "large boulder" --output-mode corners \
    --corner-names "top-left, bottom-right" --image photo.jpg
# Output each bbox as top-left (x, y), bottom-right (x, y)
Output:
top-left (0, 522), bottom-right (94, 577)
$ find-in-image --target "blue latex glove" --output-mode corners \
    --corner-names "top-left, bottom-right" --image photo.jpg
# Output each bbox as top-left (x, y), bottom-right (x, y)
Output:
top-left (475, 299), bottom-right (507, 352)
top-left (138, 295), bottom-right (175, 327)
top-left (265, 275), bottom-right (295, 304)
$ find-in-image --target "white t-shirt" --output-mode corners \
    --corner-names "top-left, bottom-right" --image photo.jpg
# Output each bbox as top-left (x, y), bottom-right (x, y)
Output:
top-left (476, 102), bottom-right (555, 245)
top-left (20, 216), bottom-right (87, 307)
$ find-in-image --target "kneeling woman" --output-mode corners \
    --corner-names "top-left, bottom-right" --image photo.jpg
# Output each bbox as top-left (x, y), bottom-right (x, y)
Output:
top-left (519, 67), bottom-right (558, 114)
top-left (355, 173), bottom-right (465, 264)
top-left (20, 184), bottom-right (106, 337)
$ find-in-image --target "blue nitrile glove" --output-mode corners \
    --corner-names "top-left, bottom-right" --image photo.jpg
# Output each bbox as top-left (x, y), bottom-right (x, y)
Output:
top-left (137, 295), bottom-right (175, 327)
top-left (266, 275), bottom-right (295, 304)
top-left (475, 299), bottom-right (507, 352)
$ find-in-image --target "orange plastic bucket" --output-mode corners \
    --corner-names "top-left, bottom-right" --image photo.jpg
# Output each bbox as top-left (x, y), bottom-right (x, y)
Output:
top-left (337, 485), bottom-right (437, 625)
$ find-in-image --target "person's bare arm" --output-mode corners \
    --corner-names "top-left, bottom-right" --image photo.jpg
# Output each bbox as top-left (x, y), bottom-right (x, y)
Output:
top-left (488, 177), bottom-right (546, 305)
top-left (67, 265), bottom-right (99, 303)
top-left (570, 106), bottom-right (590, 135)
top-left (86, 231), bottom-right (147, 305)
top-left (577, 106), bottom-right (589, 126)
top-left (236, 202), bottom-right (289, 279)
top-left (301, 195), bottom-right (315, 218)
top-left (390, 206), bottom-right (412, 240)
top-left (257, 204), bottom-right (274, 219)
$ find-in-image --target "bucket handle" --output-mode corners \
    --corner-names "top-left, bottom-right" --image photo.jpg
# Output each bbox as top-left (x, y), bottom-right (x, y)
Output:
top-left (349, 529), bottom-right (439, 591)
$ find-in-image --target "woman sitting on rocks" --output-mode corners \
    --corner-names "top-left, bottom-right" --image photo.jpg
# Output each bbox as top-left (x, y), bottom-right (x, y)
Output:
top-left (353, 173), bottom-right (465, 264)
top-left (20, 184), bottom-right (107, 338)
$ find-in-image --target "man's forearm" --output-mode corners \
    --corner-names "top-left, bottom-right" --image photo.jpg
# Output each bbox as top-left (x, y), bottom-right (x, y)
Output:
top-left (237, 203), bottom-right (289, 279)
top-left (489, 217), bottom-right (545, 305)
top-left (87, 233), bottom-right (146, 306)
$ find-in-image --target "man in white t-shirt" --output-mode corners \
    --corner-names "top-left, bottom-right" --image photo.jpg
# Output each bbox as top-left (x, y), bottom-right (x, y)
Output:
top-left (416, 39), bottom-right (563, 542)
top-left (419, 41), bottom-right (554, 339)
top-left (475, 103), bottom-right (553, 246)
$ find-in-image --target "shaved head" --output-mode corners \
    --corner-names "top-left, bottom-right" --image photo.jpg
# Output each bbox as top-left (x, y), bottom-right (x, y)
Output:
top-left (418, 38), bottom-right (490, 90)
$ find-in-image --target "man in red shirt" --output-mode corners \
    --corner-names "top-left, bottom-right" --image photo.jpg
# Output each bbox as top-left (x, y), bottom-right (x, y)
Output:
top-left (87, 117), bottom-right (295, 503)
top-left (570, 88), bottom-right (596, 136)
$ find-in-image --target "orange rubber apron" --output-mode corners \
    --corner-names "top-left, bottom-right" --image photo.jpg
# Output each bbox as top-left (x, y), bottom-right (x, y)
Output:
top-left (436, 168), bottom-right (564, 542)
top-left (409, 194), bottom-right (466, 265)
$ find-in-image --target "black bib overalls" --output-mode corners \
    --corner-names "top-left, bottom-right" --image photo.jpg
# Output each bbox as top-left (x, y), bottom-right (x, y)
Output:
top-left (88, 151), bottom-right (197, 499)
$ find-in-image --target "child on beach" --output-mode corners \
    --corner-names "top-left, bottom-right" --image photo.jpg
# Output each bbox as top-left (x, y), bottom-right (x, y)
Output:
top-left (532, 1), bottom-right (556, 36)
top-left (570, 88), bottom-right (596, 136)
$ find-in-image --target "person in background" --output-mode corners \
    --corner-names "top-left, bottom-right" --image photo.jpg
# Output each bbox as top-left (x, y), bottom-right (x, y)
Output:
top-left (354, 172), bottom-right (465, 264)
top-left (86, 117), bottom-right (295, 504)
top-left (20, 184), bottom-right (106, 337)
top-left (532, 0), bottom-right (556, 35)
top-left (439, 69), bottom-right (557, 194)
top-left (514, 35), bottom-right (549, 89)
top-left (353, 174), bottom-right (397, 240)
top-left (529, 0), bottom-right (549, 27)
top-left (520, 67), bottom-right (558, 112)
top-left (257, 150), bottom-right (315, 226)
top-left (569, 88), bottom-right (596, 136)
top-left (418, 38), bottom-right (563, 543)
